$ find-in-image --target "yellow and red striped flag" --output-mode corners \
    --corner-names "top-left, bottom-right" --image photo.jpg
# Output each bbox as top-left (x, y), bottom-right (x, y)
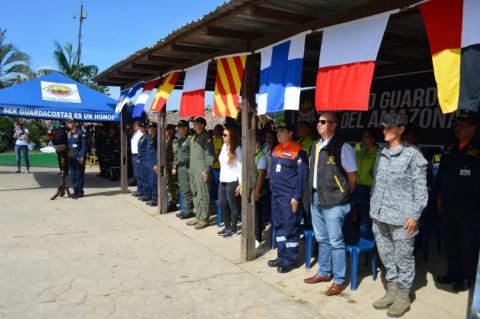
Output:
top-left (213, 55), bottom-right (247, 118)
top-left (150, 71), bottom-right (180, 112)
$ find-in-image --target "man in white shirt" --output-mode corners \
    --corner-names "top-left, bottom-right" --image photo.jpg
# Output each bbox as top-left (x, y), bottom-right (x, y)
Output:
top-left (130, 121), bottom-right (144, 194)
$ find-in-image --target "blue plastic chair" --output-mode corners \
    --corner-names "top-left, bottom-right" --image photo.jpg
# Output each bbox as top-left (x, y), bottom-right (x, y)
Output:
top-left (215, 200), bottom-right (222, 227)
top-left (304, 230), bottom-right (315, 269)
top-left (346, 238), bottom-right (377, 290)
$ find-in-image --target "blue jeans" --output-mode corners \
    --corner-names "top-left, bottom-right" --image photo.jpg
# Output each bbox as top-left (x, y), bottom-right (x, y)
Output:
top-left (15, 145), bottom-right (30, 170)
top-left (310, 192), bottom-right (350, 284)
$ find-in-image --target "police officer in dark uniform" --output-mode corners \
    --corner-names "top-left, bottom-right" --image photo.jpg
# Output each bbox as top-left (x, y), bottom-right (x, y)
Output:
top-left (102, 125), bottom-right (114, 179)
top-left (436, 112), bottom-right (480, 291)
top-left (268, 122), bottom-right (307, 273)
top-left (66, 118), bottom-right (87, 199)
top-left (138, 124), bottom-right (151, 202)
top-left (146, 123), bottom-right (158, 206)
top-left (110, 127), bottom-right (121, 181)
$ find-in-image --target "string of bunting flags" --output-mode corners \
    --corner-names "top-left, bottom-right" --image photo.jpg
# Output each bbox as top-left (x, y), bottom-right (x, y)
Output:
top-left (113, 0), bottom-right (479, 120)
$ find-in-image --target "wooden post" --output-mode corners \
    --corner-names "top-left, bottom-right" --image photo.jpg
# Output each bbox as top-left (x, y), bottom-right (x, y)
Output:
top-left (157, 110), bottom-right (168, 214)
top-left (120, 107), bottom-right (128, 194)
top-left (240, 55), bottom-right (257, 262)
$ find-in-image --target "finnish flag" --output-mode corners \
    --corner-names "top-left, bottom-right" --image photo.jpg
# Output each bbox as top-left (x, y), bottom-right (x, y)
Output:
top-left (257, 32), bottom-right (307, 115)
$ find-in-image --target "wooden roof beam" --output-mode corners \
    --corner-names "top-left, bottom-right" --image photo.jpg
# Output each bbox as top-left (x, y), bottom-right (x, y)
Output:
top-left (171, 43), bottom-right (224, 55)
top-left (250, 0), bottom-right (424, 51)
top-left (250, 5), bottom-right (317, 24)
top-left (383, 32), bottom-right (428, 48)
top-left (117, 70), bottom-right (158, 78)
top-left (206, 26), bottom-right (263, 40)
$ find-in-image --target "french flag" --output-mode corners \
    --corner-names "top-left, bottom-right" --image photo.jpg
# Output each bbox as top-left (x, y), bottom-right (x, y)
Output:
top-left (316, 13), bottom-right (390, 111)
top-left (132, 79), bottom-right (157, 118)
top-left (257, 33), bottom-right (306, 115)
top-left (180, 61), bottom-right (209, 117)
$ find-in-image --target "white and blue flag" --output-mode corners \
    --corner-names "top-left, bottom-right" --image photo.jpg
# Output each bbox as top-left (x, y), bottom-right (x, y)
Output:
top-left (257, 32), bottom-right (307, 115)
top-left (114, 89), bottom-right (130, 118)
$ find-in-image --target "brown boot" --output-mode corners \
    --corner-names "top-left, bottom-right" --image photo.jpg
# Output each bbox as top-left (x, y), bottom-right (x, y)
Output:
top-left (194, 220), bottom-right (209, 230)
top-left (373, 282), bottom-right (398, 310)
top-left (387, 288), bottom-right (411, 317)
top-left (186, 218), bottom-right (199, 226)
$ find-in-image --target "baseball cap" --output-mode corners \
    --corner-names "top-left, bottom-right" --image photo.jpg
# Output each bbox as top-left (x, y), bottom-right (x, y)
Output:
top-left (146, 122), bottom-right (157, 129)
top-left (381, 113), bottom-right (408, 127)
top-left (166, 124), bottom-right (176, 130)
top-left (455, 111), bottom-right (480, 126)
top-left (193, 117), bottom-right (206, 126)
top-left (277, 121), bottom-right (295, 132)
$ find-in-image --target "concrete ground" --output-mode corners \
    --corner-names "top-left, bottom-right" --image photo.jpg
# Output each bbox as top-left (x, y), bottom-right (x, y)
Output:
top-left (0, 166), bottom-right (471, 319)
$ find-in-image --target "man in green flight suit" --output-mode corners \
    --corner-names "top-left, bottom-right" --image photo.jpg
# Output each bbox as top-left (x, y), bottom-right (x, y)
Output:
top-left (172, 120), bottom-right (194, 219)
top-left (186, 117), bottom-right (214, 230)
top-left (165, 124), bottom-right (179, 212)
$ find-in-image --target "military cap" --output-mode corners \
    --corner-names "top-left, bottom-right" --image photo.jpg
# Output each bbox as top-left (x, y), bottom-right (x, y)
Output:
top-left (381, 113), bottom-right (408, 127)
top-left (455, 111), bottom-right (480, 126)
top-left (177, 120), bottom-right (189, 128)
top-left (193, 117), bottom-right (206, 126)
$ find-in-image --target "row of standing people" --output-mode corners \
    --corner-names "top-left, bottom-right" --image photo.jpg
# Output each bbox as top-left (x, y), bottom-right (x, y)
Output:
top-left (128, 111), bottom-right (479, 318)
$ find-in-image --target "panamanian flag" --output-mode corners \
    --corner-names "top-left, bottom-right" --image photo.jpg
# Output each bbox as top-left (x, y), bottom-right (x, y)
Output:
top-left (420, 0), bottom-right (480, 113)
top-left (257, 32), bottom-right (307, 115)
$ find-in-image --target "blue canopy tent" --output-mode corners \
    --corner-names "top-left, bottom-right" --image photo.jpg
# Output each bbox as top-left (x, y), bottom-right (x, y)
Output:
top-left (0, 72), bottom-right (117, 122)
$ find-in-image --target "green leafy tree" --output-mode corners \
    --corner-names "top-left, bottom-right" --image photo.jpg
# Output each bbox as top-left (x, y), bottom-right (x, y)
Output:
top-left (53, 41), bottom-right (108, 94)
top-left (0, 29), bottom-right (33, 88)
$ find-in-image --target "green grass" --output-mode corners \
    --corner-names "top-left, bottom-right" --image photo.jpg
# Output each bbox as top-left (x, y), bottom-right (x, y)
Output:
top-left (0, 151), bottom-right (58, 168)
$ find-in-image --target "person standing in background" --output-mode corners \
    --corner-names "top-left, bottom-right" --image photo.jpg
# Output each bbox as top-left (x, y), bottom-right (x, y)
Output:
top-left (66, 118), bottom-right (87, 198)
top-left (211, 124), bottom-right (224, 209)
top-left (130, 121), bottom-right (144, 196)
top-left (13, 121), bottom-right (30, 174)
top-left (173, 120), bottom-right (194, 219)
top-left (165, 124), bottom-right (179, 211)
top-left (217, 126), bottom-right (242, 238)
top-left (186, 117), bottom-right (214, 230)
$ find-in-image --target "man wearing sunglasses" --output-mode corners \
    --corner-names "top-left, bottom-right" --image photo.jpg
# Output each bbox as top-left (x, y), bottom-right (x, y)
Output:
top-left (303, 112), bottom-right (357, 296)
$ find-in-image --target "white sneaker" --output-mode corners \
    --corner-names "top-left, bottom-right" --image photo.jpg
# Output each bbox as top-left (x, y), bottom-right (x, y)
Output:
top-left (255, 240), bottom-right (261, 248)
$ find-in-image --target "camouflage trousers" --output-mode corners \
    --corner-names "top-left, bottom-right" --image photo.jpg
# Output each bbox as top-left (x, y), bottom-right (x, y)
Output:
top-left (372, 219), bottom-right (417, 290)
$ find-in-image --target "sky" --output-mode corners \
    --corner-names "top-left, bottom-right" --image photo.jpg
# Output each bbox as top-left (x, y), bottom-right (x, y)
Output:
top-left (0, 0), bottom-right (225, 109)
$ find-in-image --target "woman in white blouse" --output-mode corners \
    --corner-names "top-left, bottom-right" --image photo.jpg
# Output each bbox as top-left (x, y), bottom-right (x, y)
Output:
top-left (217, 126), bottom-right (242, 238)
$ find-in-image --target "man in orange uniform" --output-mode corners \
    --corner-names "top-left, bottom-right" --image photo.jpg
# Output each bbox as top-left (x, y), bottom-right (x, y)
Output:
top-left (267, 122), bottom-right (307, 273)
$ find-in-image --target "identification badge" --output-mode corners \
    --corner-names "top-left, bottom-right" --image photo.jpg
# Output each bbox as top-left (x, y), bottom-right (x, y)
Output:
top-left (74, 134), bottom-right (78, 138)
top-left (460, 169), bottom-right (471, 176)
top-left (276, 164), bottom-right (281, 173)
top-left (73, 143), bottom-right (78, 148)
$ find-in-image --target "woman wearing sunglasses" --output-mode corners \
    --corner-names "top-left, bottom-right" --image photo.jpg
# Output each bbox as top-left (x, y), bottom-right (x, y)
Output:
top-left (217, 126), bottom-right (242, 238)
top-left (370, 113), bottom-right (428, 317)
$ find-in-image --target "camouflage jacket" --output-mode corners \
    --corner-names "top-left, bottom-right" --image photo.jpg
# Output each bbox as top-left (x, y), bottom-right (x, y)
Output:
top-left (370, 144), bottom-right (428, 226)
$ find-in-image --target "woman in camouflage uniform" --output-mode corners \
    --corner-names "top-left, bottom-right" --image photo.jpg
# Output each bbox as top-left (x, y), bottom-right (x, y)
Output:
top-left (369, 113), bottom-right (428, 317)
